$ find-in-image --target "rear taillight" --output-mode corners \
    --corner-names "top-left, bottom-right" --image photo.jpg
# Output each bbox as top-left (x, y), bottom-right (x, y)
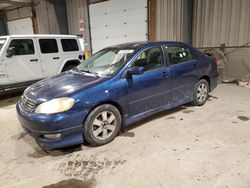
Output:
top-left (213, 58), bottom-right (218, 65)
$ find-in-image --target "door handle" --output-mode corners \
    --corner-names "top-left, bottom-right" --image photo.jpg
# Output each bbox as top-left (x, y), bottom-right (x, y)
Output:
top-left (193, 63), bottom-right (197, 69)
top-left (53, 57), bottom-right (60, 60)
top-left (161, 72), bottom-right (169, 78)
top-left (30, 59), bottom-right (38, 62)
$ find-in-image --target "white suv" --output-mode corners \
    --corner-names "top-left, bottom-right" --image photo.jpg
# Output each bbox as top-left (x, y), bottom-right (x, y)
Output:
top-left (0, 34), bottom-right (84, 91)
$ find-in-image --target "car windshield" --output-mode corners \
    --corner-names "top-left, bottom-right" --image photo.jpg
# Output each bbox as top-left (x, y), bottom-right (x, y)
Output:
top-left (77, 48), bottom-right (135, 77)
top-left (0, 38), bottom-right (6, 52)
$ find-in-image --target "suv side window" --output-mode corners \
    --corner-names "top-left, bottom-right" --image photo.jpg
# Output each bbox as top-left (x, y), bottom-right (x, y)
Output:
top-left (132, 46), bottom-right (164, 71)
top-left (61, 39), bottom-right (79, 52)
top-left (39, 39), bottom-right (58, 53)
top-left (165, 45), bottom-right (196, 65)
top-left (9, 39), bottom-right (34, 55)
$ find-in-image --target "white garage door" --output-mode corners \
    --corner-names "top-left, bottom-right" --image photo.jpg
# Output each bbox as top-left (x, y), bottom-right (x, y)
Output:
top-left (89, 0), bottom-right (148, 53)
top-left (7, 18), bottom-right (34, 35)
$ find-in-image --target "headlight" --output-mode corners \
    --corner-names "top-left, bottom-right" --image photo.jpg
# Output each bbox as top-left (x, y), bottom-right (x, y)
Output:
top-left (35, 97), bottom-right (75, 114)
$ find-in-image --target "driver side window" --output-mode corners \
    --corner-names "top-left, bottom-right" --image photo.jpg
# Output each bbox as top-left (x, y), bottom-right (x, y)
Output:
top-left (8, 39), bottom-right (34, 56)
top-left (132, 46), bottom-right (164, 71)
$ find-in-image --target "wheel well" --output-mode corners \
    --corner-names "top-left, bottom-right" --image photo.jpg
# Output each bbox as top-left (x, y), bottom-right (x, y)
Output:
top-left (63, 60), bottom-right (80, 70)
top-left (83, 101), bottom-right (124, 125)
top-left (199, 75), bottom-right (211, 90)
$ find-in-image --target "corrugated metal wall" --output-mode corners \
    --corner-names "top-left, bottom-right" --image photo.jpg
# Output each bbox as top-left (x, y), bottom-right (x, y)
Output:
top-left (156, 0), bottom-right (250, 79)
top-left (5, 6), bottom-right (32, 21)
top-left (5, 0), bottom-right (60, 34)
top-left (66, 0), bottom-right (91, 50)
top-left (0, 10), bottom-right (7, 35)
top-left (192, 0), bottom-right (250, 47)
top-left (156, 0), bottom-right (184, 41)
top-left (35, 0), bottom-right (60, 34)
top-left (156, 0), bottom-right (193, 44)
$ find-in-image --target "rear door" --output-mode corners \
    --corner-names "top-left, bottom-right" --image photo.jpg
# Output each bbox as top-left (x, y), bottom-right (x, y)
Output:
top-left (5, 38), bottom-right (43, 82)
top-left (164, 45), bottom-right (198, 105)
top-left (38, 38), bottom-right (61, 77)
top-left (127, 46), bottom-right (171, 116)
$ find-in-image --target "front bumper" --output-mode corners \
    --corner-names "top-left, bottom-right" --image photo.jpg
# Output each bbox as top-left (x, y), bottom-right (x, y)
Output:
top-left (16, 101), bottom-right (87, 149)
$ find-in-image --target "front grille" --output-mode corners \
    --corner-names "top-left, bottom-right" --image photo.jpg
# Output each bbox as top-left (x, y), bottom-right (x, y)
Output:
top-left (20, 95), bottom-right (36, 112)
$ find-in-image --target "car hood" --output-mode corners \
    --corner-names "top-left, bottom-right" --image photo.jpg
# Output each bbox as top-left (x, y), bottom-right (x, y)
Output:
top-left (24, 71), bottom-right (104, 103)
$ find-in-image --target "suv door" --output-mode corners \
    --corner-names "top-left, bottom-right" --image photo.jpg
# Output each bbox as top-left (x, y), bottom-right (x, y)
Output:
top-left (127, 46), bottom-right (171, 117)
top-left (164, 45), bottom-right (198, 106)
top-left (38, 38), bottom-right (61, 76)
top-left (5, 38), bottom-right (43, 82)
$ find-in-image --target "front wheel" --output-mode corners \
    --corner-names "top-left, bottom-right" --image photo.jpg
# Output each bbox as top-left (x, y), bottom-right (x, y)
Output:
top-left (192, 79), bottom-right (209, 106)
top-left (83, 104), bottom-right (121, 146)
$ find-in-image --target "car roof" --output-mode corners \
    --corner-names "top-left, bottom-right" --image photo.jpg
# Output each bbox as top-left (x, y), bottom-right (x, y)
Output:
top-left (106, 41), bottom-right (189, 50)
top-left (0, 34), bottom-right (78, 38)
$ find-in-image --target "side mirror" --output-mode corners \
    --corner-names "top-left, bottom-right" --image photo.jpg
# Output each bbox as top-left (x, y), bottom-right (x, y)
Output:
top-left (6, 47), bottom-right (16, 58)
top-left (127, 66), bottom-right (144, 76)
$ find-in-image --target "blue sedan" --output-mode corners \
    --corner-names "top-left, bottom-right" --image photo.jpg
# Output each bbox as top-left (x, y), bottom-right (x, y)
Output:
top-left (16, 41), bottom-right (218, 149)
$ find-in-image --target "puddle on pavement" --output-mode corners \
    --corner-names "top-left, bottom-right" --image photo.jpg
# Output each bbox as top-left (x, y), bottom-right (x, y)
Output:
top-left (42, 178), bottom-right (97, 188)
top-left (120, 131), bottom-right (135, 137)
top-left (238, 116), bottom-right (249, 121)
top-left (18, 132), bottom-right (27, 140)
top-left (165, 116), bottom-right (176, 120)
top-left (183, 110), bottom-right (194, 114)
top-left (27, 145), bottom-right (82, 158)
top-left (12, 132), bottom-right (27, 140)
top-left (27, 149), bottom-right (48, 158)
top-left (209, 95), bottom-right (218, 99)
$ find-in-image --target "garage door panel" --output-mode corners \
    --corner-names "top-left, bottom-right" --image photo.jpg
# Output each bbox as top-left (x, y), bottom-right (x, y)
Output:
top-left (7, 18), bottom-right (34, 35)
top-left (90, 9), bottom-right (148, 28)
top-left (90, 0), bottom-right (148, 53)
top-left (92, 34), bottom-right (147, 52)
top-left (91, 23), bottom-right (147, 38)
top-left (90, 0), bottom-right (147, 17)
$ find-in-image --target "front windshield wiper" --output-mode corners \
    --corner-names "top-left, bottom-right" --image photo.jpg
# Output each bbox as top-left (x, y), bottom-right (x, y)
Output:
top-left (71, 67), bottom-right (81, 73)
top-left (71, 67), bottom-right (100, 77)
top-left (80, 69), bottom-right (100, 77)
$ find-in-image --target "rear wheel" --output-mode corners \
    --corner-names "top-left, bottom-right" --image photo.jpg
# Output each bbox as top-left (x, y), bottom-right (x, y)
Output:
top-left (83, 104), bottom-right (121, 146)
top-left (192, 79), bottom-right (209, 106)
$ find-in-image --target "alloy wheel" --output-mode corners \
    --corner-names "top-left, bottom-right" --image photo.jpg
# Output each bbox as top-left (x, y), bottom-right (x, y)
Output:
top-left (92, 111), bottom-right (117, 140)
top-left (197, 83), bottom-right (208, 103)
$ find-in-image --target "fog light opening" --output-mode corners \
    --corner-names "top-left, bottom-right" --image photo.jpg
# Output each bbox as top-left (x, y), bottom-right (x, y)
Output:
top-left (43, 133), bottom-right (61, 139)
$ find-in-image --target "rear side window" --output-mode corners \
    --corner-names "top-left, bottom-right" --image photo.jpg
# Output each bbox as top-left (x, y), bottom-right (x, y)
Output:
top-left (165, 45), bottom-right (196, 65)
top-left (61, 39), bottom-right (79, 52)
top-left (39, 39), bottom-right (58, 53)
top-left (9, 39), bottom-right (34, 55)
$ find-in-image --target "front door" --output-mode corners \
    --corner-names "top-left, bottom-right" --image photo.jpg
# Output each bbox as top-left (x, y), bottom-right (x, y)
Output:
top-left (127, 46), bottom-right (171, 117)
top-left (5, 38), bottom-right (43, 82)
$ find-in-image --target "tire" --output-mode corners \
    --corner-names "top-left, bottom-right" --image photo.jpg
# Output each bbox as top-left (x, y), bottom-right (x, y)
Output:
top-left (62, 64), bottom-right (77, 72)
top-left (83, 104), bottom-right (122, 146)
top-left (192, 79), bottom-right (209, 106)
